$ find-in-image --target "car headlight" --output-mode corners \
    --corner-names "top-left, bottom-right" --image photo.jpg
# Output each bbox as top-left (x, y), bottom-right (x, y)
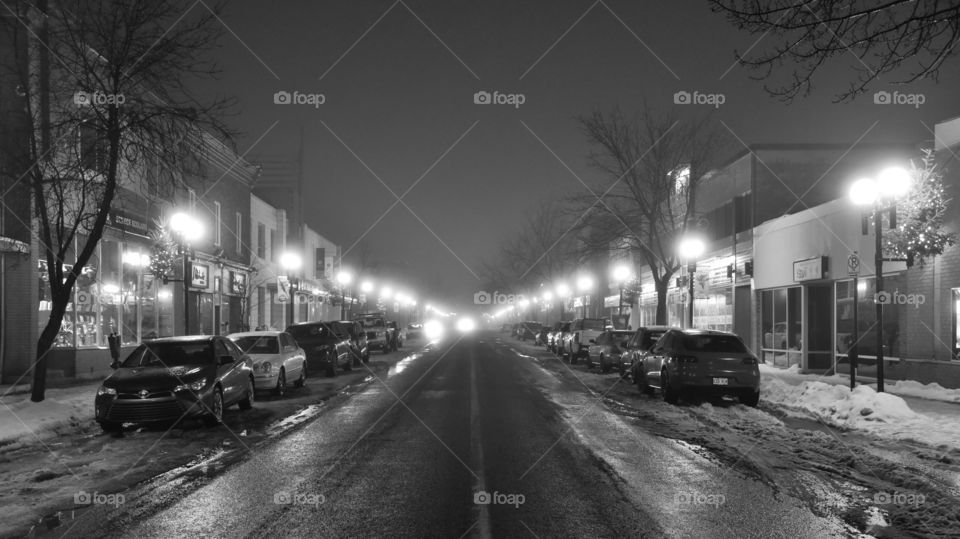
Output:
top-left (260, 361), bottom-right (272, 373)
top-left (97, 385), bottom-right (116, 396)
top-left (174, 378), bottom-right (209, 392)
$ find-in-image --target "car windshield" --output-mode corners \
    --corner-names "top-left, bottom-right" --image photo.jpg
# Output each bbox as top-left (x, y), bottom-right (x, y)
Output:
top-left (641, 331), bottom-right (667, 350)
top-left (681, 334), bottom-right (748, 353)
top-left (581, 320), bottom-right (606, 330)
top-left (288, 324), bottom-right (335, 340)
top-left (358, 318), bottom-right (385, 327)
top-left (231, 336), bottom-right (279, 354)
top-left (121, 341), bottom-right (213, 368)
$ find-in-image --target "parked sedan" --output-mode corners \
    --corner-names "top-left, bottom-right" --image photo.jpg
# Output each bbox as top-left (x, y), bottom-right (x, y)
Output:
top-left (286, 322), bottom-right (352, 377)
top-left (562, 318), bottom-right (610, 364)
top-left (95, 336), bottom-right (255, 432)
top-left (228, 331), bottom-right (306, 396)
top-left (624, 326), bottom-right (676, 381)
top-left (635, 328), bottom-right (760, 406)
top-left (586, 330), bottom-right (635, 374)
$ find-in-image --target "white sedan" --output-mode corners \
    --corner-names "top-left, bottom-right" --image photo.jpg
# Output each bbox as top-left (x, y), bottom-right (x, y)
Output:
top-left (227, 331), bottom-right (306, 396)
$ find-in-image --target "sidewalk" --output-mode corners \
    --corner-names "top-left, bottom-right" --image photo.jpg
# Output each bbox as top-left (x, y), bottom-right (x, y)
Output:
top-left (0, 381), bottom-right (100, 445)
top-left (759, 364), bottom-right (960, 451)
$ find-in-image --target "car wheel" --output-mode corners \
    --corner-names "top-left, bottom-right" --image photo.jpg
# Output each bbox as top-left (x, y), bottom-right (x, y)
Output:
top-left (98, 421), bottom-right (122, 434)
top-left (661, 370), bottom-right (679, 404)
top-left (383, 345), bottom-right (390, 355)
top-left (619, 364), bottom-right (626, 379)
top-left (570, 350), bottom-right (578, 365)
top-left (740, 390), bottom-right (760, 407)
top-left (326, 361), bottom-right (336, 378)
top-left (274, 369), bottom-right (286, 397)
top-left (343, 358), bottom-right (352, 372)
top-left (239, 378), bottom-right (255, 410)
top-left (363, 352), bottom-right (370, 363)
top-left (203, 388), bottom-right (224, 426)
top-left (294, 363), bottom-right (306, 387)
top-left (600, 355), bottom-right (610, 373)
top-left (352, 352), bottom-right (361, 367)
top-left (636, 370), bottom-right (652, 395)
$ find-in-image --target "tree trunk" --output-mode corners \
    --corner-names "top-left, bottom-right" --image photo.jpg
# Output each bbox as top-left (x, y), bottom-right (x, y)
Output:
top-left (31, 296), bottom-right (69, 402)
top-left (655, 278), bottom-right (669, 325)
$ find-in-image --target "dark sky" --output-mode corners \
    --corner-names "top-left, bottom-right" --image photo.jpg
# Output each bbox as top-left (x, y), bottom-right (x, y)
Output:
top-left (193, 0), bottom-right (960, 311)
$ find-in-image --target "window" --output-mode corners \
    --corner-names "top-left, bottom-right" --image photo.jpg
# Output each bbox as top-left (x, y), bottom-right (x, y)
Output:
top-left (256, 286), bottom-right (266, 327)
top-left (269, 229), bottom-right (278, 262)
top-left (761, 286), bottom-right (802, 366)
top-left (257, 223), bottom-right (266, 258)
top-left (235, 212), bottom-right (243, 254)
top-left (78, 121), bottom-right (108, 175)
top-left (213, 201), bottom-right (221, 246)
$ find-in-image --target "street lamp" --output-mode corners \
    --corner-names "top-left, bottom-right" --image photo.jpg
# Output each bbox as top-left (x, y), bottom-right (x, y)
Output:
top-left (170, 212), bottom-right (203, 335)
top-left (337, 270), bottom-right (353, 319)
top-left (611, 264), bottom-right (633, 318)
top-left (677, 235), bottom-right (706, 328)
top-left (280, 252), bottom-right (302, 326)
top-left (849, 166), bottom-right (911, 393)
top-left (576, 274), bottom-right (594, 318)
top-left (555, 282), bottom-right (571, 320)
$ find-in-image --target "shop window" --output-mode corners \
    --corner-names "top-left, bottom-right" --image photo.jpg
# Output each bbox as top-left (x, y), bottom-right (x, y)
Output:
top-left (836, 277), bottom-right (904, 361)
top-left (760, 286), bottom-right (802, 367)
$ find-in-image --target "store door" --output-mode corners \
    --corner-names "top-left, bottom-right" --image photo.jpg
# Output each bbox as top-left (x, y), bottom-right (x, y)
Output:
top-left (807, 284), bottom-right (833, 373)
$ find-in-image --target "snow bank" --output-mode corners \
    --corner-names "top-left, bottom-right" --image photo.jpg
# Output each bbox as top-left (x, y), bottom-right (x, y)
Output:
top-left (886, 379), bottom-right (960, 403)
top-left (0, 386), bottom-right (94, 444)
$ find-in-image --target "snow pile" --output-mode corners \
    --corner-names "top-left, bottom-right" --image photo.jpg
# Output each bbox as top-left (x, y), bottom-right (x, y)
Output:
top-left (762, 376), bottom-right (919, 428)
top-left (886, 379), bottom-right (960, 403)
top-left (0, 386), bottom-right (94, 444)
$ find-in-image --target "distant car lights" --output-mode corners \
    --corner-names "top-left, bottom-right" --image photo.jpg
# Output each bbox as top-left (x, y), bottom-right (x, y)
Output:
top-left (455, 317), bottom-right (476, 333)
top-left (424, 319), bottom-right (445, 340)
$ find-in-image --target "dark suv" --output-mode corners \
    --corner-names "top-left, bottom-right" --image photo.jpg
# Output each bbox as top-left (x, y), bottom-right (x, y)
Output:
top-left (286, 322), bottom-right (352, 377)
top-left (335, 320), bottom-right (370, 365)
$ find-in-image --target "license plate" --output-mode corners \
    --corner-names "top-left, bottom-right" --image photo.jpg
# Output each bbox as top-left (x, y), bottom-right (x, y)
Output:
top-left (712, 377), bottom-right (729, 386)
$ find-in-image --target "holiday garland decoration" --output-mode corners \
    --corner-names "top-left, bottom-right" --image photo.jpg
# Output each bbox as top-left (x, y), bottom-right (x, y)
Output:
top-left (883, 150), bottom-right (956, 268)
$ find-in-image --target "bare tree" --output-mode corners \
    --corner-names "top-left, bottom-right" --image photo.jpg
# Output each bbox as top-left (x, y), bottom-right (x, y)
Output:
top-left (710, 0), bottom-right (960, 101)
top-left (574, 106), bottom-right (729, 324)
top-left (3, 0), bottom-right (232, 401)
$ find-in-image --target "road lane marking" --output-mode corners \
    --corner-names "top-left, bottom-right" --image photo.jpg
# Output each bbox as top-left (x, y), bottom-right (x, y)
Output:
top-left (470, 352), bottom-right (492, 539)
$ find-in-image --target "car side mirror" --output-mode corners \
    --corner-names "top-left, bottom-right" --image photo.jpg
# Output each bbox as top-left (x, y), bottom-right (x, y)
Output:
top-left (651, 347), bottom-right (663, 354)
top-left (219, 355), bottom-right (235, 365)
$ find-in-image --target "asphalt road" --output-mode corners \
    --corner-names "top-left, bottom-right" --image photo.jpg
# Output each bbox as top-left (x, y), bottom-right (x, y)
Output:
top-left (50, 332), bottom-right (844, 538)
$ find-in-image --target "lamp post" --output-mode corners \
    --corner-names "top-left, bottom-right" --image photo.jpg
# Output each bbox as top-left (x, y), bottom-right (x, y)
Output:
top-left (677, 235), bottom-right (706, 329)
top-left (849, 166), bottom-right (911, 393)
top-left (337, 270), bottom-right (353, 319)
top-left (360, 280), bottom-right (374, 309)
top-left (555, 282), bottom-right (570, 321)
top-left (280, 252), bottom-right (302, 327)
top-left (576, 274), bottom-right (593, 319)
top-left (612, 264), bottom-right (632, 318)
top-left (170, 212), bottom-right (203, 335)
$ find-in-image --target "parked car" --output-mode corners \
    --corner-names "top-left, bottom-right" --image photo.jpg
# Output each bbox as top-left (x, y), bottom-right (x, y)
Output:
top-left (407, 323), bottom-right (423, 339)
top-left (286, 321), bottom-right (352, 377)
top-left (228, 331), bottom-right (306, 396)
top-left (387, 320), bottom-right (404, 349)
top-left (586, 329), bottom-right (635, 373)
top-left (634, 328), bottom-right (760, 406)
top-left (354, 313), bottom-right (391, 354)
top-left (335, 320), bottom-right (370, 364)
top-left (518, 321), bottom-right (542, 341)
top-left (547, 321), bottom-right (569, 353)
top-left (95, 336), bottom-right (255, 432)
top-left (535, 327), bottom-right (550, 346)
top-left (562, 318), bottom-right (611, 364)
top-left (625, 326), bottom-right (676, 381)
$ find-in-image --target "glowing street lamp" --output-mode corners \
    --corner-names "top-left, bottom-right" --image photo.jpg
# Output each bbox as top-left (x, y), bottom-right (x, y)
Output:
top-left (280, 252), bottom-right (303, 325)
top-left (576, 274), bottom-right (594, 318)
top-left (337, 270), bottom-right (353, 319)
top-left (611, 264), bottom-right (633, 317)
top-left (555, 282), bottom-right (571, 320)
top-left (677, 235), bottom-right (706, 328)
top-left (847, 165), bottom-right (912, 393)
top-left (169, 211), bottom-right (204, 335)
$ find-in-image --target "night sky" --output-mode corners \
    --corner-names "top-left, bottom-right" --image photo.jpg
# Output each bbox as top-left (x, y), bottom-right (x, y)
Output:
top-left (193, 0), bottom-right (960, 310)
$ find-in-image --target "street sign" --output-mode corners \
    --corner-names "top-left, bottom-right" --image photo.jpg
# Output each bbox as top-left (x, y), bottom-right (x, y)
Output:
top-left (847, 252), bottom-right (860, 276)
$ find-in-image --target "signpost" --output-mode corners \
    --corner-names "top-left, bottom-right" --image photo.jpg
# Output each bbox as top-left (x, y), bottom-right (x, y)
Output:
top-left (847, 252), bottom-right (860, 391)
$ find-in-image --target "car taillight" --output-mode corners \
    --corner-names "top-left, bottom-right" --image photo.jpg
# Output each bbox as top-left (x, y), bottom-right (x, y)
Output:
top-left (673, 355), bottom-right (697, 363)
top-left (742, 357), bottom-right (757, 365)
